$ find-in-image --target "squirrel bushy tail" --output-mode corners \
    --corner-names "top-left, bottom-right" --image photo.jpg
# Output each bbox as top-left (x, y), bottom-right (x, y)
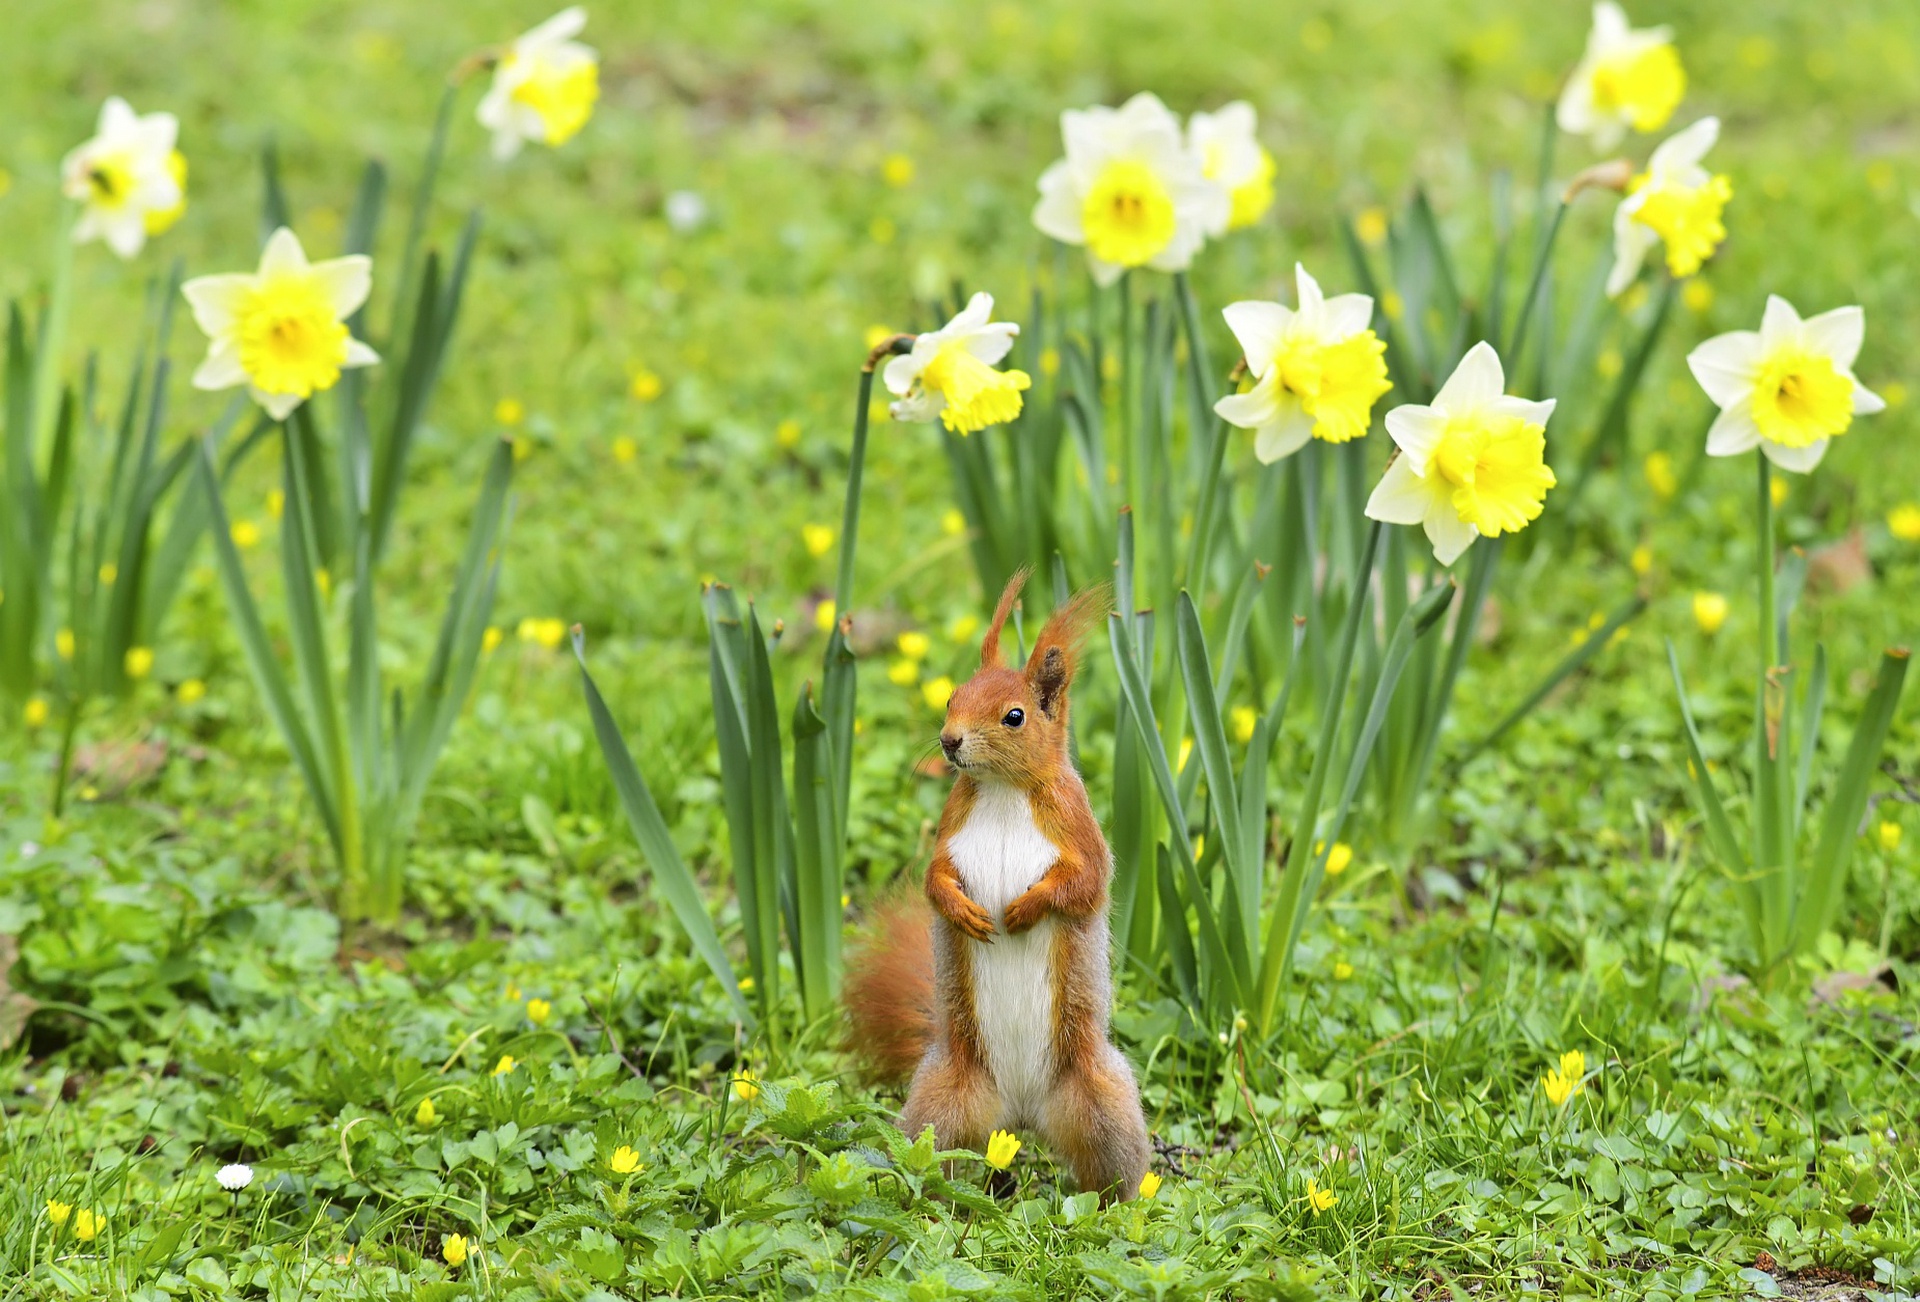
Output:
top-left (842, 893), bottom-right (936, 1085)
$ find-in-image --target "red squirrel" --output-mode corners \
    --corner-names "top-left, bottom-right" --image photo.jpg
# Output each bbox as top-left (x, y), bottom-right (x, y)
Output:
top-left (844, 569), bottom-right (1151, 1201)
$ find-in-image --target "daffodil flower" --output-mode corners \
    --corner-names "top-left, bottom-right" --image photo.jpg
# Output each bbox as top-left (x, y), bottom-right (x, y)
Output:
top-left (1557, 2), bottom-right (1686, 150)
top-left (61, 97), bottom-right (185, 259)
top-left (1365, 342), bottom-right (1557, 565)
top-left (1687, 295), bottom-right (1883, 473)
top-left (182, 228), bottom-right (379, 421)
top-left (1032, 93), bottom-right (1226, 285)
top-left (1607, 118), bottom-right (1731, 297)
top-left (884, 292), bottom-right (1032, 435)
top-left (477, 7), bottom-right (600, 160)
top-left (1215, 263), bottom-right (1392, 462)
top-left (1188, 102), bottom-right (1275, 235)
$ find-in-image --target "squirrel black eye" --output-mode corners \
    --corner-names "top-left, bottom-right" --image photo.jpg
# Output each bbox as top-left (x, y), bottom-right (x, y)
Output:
top-left (1002, 708), bottom-right (1025, 728)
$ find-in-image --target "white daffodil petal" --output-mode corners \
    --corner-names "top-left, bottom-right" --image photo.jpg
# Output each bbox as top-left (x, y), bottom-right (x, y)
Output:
top-left (1215, 376), bottom-right (1284, 431)
top-left (256, 387), bottom-right (304, 421)
top-left (1853, 383), bottom-right (1886, 415)
top-left (521, 5), bottom-right (589, 51)
top-left (192, 349), bottom-right (248, 392)
top-left (1319, 293), bottom-right (1375, 340)
top-left (1650, 117), bottom-right (1719, 174)
top-left (1433, 342), bottom-right (1505, 413)
top-left (1704, 399), bottom-right (1763, 457)
top-left (1607, 215), bottom-right (1656, 298)
top-left (314, 255), bottom-right (374, 321)
top-left (1687, 331), bottom-right (1765, 407)
top-left (259, 228), bottom-right (309, 278)
top-left (1487, 395), bottom-right (1557, 428)
top-left (950, 292), bottom-right (994, 335)
top-left (1801, 305), bottom-right (1866, 371)
top-left (882, 352), bottom-right (923, 397)
top-left (1759, 295), bottom-right (1804, 348)
top-left (1032, 163), bottom-right (1085, 246)
top-left (1427, 510), bottom-right (1481, 567)
top-left (1364, 455), bottom-right (1438, 526)
top-left (1762, 437), bottom-right (1828, 474)
top-left (1221, 301), bottom-right (1293, 377)
top-left (1293, 264), bottom-right (1325, 316)
top-left (181, 274), bottom-right (256, 338)
top-left (1383, 404), bottom-right (1449, 470)
top-left (1253, 408), bottom-right (1316, 464)
top-left (344, 340), bottom-right (381, 369)
top-left (963, 323), bottom-right (1019, 365)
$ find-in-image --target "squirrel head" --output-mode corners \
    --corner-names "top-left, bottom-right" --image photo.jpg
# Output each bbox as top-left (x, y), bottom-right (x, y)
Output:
top-left (938, 567), bottom-right (1108, 788)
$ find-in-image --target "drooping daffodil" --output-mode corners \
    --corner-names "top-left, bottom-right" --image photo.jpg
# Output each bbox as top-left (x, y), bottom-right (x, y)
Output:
top-left (1215, 264), bottom-right (1392, 463)
top-left (182, 228), bottom-right (379, 420)
top-left (1686, 295), bottom-right (1882, 473)
top-left (477, 7), bottom-right (600, 160)
top-left (884, 292), bottom-right (1032, 435)
top-left (1365, 342), bottom-right (1557, 565)
top-left (1607, 117), bottom-right (1731, 297)
top-left (1556, 2), bottom-right (1686, 151)
top-left (61, 97), bottom-right (186, 259)
top-left (1033, 93), bottom-right (1226, 285)
top-left (1188, 101), bottom-right (1276, 235)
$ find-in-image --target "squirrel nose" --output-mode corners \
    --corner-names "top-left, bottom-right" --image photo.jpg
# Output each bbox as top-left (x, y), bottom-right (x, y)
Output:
top-left (939, 732), bottom-right (961, 760)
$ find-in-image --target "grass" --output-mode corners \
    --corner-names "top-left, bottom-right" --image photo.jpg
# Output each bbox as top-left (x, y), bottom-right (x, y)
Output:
top-left (4, 0), bottom-right (1920, 1296)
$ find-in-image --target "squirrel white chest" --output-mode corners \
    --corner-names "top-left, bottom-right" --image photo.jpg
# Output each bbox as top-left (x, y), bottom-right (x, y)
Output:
top-left (944, 782), bottom-right (1059, 1119)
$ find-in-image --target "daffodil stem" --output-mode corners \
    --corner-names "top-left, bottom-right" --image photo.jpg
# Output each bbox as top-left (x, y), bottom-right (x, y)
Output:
top-left (1256, 518), bottom-right (1383, 1032)
top-left (1755, 452), bottom-right (1781, 667)
top-left (49, 697), bottom-right (81, 819)
top-left (34, 205), bottom-right (76, 457)
top-left (391, 82), bottom-right (456, 345)
top-left (1175, 272), bottom-right (1226, 603)
top-left (834, 370), bottom-right (876, 619)
top-left (1502, 201), bottom-right (1566, 376)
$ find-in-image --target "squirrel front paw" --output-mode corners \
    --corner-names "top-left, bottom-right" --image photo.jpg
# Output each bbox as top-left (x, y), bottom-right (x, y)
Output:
top-left (945, 894), bottom-right (997, 943)
top-left (1002, 887), bottom-right (1050, 934)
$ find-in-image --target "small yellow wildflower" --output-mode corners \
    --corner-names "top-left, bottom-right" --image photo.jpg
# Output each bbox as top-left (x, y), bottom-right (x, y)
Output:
top-left (1354, 206), bottom-right (1390, 248)
top-left (1323, 842), bottom-right (1353, 876)
top-left (505, 982), bottom-right (522, 1002)
top-left (1333, 961), bottom-right (1355, 980)
top-left (776, 418), bottom-right (802, 449)
top-left (732, 1069), bottom-right (760, 1102)
top-left (1692, 591), bottom-right (1728, 636)
top-left (984, 1129), bottom-right (1022, 1170)
top-left (525, 998), bottom-right (551, 1025)
top-left (864, 324), bottom-right (897, 351)
top-left (1176, 737), bottom-right (1194, 773)
top-left (882, 153), bottom-right (915, 187)
top-left (1877, 821), bottom-right (1902, 852)
top-left (887, 660), bottom-right (919, 687)
top-left (1884, 381), bottom-right (1908, 409)
top-left (99, 562), bottom-right (118, 584)
top-left (442, 1233), bottom-right (469, 1267)
top-left (1306, 1178), bottom-right (1337, 1214)
top-left (923, 676), bottom-right (955, 712)
top-left (1888, 504), bottom-right (1920, 542)
top-left (609, 1144), bottom-right (642, 1175)
top-left (941, 508), bottom-right (967, 536)
top-left (24, 697), bottom-right (49, 728)
top-left (124, 646), bottom-right (154, 679)
top-left (815, 599), bottom-right (837, 633)
top-left (416, 1096), bottom-right (437, 1126)
top-left (1683, 280), bottom-right (1714, 313)
top-left (491, 1055), bottom-right (516, 1077)
top-left (1038, 347), bottom-right (1061, 379)
top-left (802, 524), bottom-right (836, 558)
top-left (737, 976), bottom-right (755, 993)
top-left (1138, 1170), bottom-right (1163, 1199)
top-left (947, 613), bottom-right (980, 643)
top-left (898, 631), bottom-right (931, 661)
top-left (1231, 704), bottom-right (1258, 744)
top-left (481, 627), bottom-right (504, 655)
top-left (47, 1199), bottom-right (72, 1226)
top-left (231, 520), bottom-right (261, 549)
top-left (177, 679), bottom-right (206, 704)
top-left (630, 369), bottom-right (663, 402)
top-left (1643, 451), bottom-right (1677, 500)
top-left (56, 628), bottom-right (75, 661)
top-left (1630, 544), bottom-right (1653, 576)
top-left (516, 617), bottom-right (567, 650)
top-left (1771, 476), bottom-right (1789, 508)
top-left (495, 397), bottom-right (526, 426)
top-left (74, 1208), bottom-right (101, 1241)
top-left (1596, 347), bottom-right (1624, 379)
top-left (611, 434), bottom-right (638, 463)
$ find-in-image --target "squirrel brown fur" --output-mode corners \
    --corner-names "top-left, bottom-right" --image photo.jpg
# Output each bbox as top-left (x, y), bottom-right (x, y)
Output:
top-left (843, 568), bottom-right (1151, 1201)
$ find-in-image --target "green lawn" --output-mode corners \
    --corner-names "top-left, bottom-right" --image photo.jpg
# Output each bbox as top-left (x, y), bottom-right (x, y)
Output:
top-left (4, 0), bottom-right (1920, 1297)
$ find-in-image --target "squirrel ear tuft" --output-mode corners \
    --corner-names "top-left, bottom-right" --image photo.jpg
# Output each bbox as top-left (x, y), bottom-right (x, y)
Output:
top-left (1023, 584), bottom-right (1110, 719)
top-left (979, 567), bottom-right (1031, 669)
